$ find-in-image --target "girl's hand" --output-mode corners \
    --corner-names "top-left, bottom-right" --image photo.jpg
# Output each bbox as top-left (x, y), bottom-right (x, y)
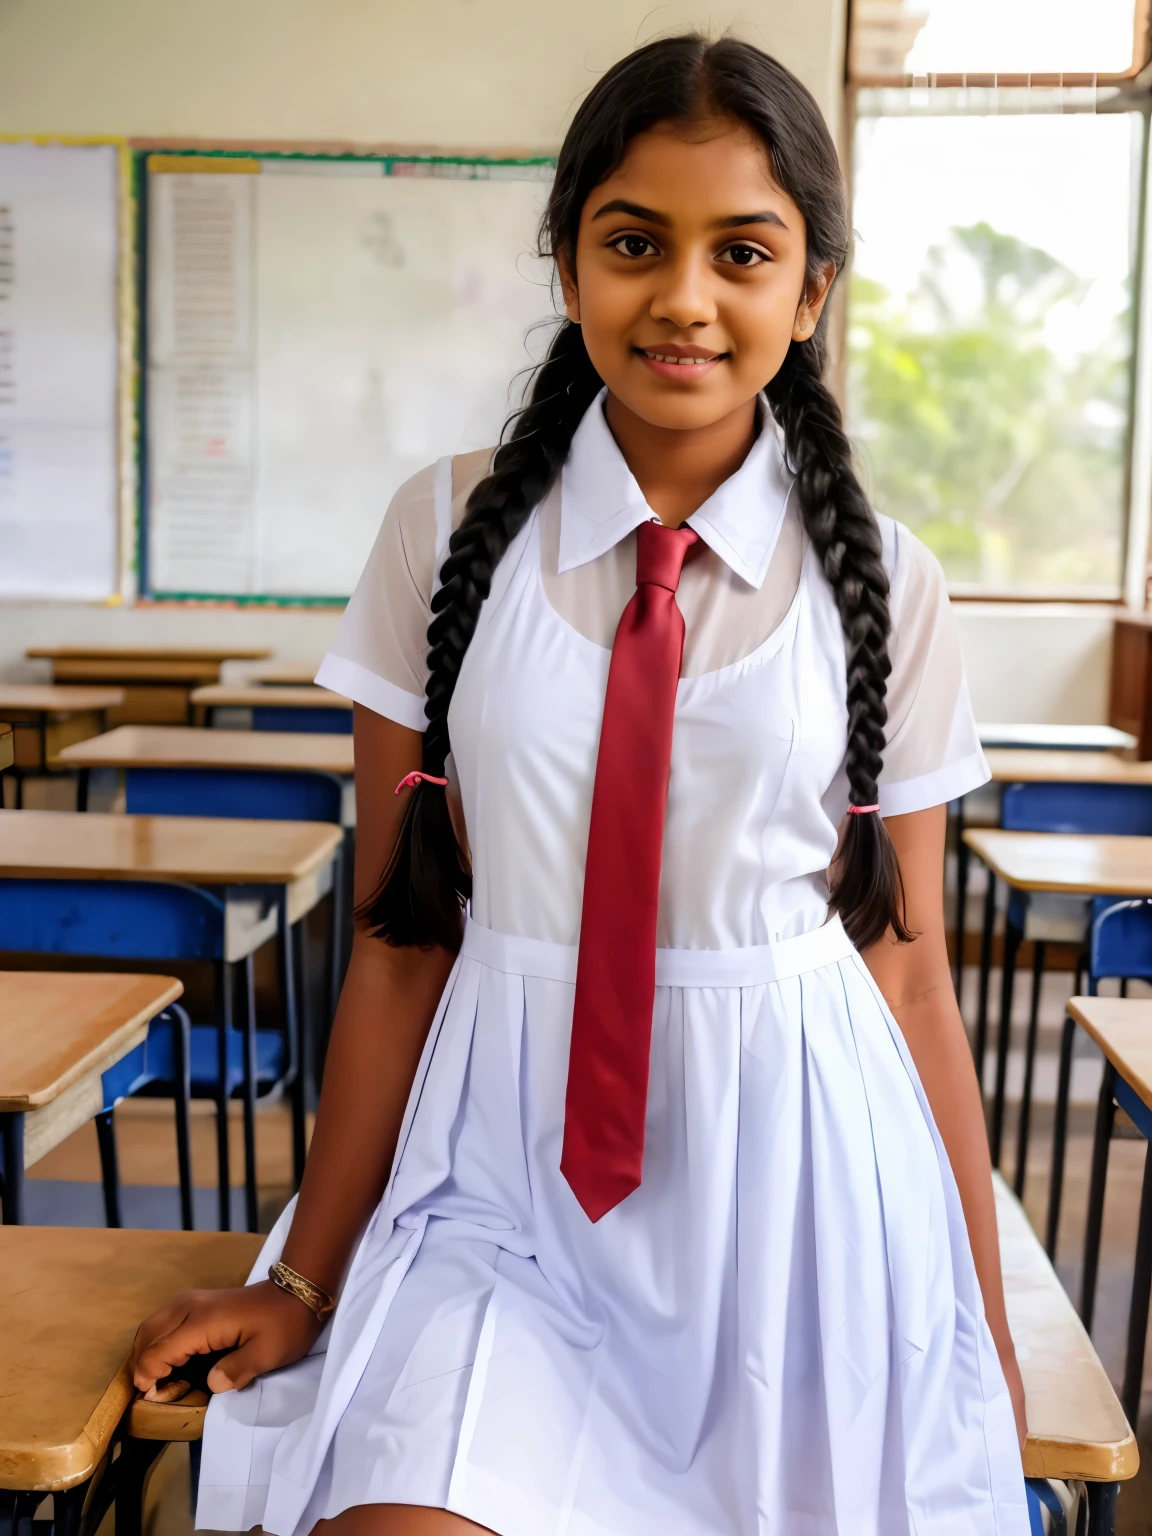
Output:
top-left (998, 1341), bottom-right (1028, 1455)
top-left (130, 1280), bottom-right (324, 1398)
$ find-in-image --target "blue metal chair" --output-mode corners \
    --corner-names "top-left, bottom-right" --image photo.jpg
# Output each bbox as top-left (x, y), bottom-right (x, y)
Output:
top-left (125, 765), bottom-right (348, 1103)
top-left (981, 782), bottom-right (1152, 1190)
top-left (1046, 897), bottom-right (1152, 1265)
top-left (250, 705), bottom-right (352, 735)
top-left (0, 878), bottom-right (290, 1232)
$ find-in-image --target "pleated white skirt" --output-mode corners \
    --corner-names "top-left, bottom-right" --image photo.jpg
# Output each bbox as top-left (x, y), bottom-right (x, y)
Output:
top-left (196, 916), bottom-right (1028, 1536)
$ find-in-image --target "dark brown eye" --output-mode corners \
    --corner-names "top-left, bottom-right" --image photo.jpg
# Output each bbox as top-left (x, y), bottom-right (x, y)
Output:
top-left (719, 244), bottom-right (767, 267)
top-left (612, 235), bottom-right (657, 258)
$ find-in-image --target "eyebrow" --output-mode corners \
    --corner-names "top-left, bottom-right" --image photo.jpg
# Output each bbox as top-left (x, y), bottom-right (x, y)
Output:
top-left (589, 198), bottom-right (787, 231)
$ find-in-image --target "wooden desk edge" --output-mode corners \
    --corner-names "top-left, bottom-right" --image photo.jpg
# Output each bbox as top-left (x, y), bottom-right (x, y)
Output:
top-left (0, 975), bottom-right (183, 1111)
top-left (1024, 1430), bottom-right (1139, 1484)
top-left (0, 1362), bottom-right (132, 1494)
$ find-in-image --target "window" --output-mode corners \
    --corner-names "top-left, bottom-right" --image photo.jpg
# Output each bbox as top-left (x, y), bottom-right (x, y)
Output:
top-left (845, 1), bottom-right (1151, 598)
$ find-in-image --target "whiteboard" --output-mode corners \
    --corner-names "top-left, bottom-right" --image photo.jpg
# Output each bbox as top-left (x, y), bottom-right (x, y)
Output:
top-left (146, 158), bottom-right (555, 600)
top-left (0, 142), bottom-right (119, 599)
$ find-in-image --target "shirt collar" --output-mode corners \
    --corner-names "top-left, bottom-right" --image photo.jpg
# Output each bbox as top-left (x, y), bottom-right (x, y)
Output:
top-left (558, 385), bottom-right (795, 590)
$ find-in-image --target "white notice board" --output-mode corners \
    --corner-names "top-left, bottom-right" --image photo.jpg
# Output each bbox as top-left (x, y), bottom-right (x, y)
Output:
top-left (145, 155), bottom-right (555, 601)
top-left (0, 142), bottom-right (120, 599)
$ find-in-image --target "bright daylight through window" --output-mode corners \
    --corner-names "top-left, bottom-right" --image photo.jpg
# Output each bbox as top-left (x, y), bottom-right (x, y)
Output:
top-left (846, 0), bottom-right (1149, 597)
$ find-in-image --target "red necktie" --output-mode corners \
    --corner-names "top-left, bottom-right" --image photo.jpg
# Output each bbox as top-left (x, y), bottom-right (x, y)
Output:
top-left (561, 519), bottom-right (699, 1222)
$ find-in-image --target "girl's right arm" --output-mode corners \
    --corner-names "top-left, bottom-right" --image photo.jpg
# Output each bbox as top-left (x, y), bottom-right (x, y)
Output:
top-left (130, 704), bottom-right (458, 1397)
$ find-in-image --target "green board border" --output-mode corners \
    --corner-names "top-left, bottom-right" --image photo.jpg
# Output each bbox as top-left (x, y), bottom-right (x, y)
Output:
top-left (138, 146), bottom-right (557, 608)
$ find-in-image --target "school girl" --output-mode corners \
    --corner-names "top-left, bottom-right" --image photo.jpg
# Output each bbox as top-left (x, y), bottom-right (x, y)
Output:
top-left (132, 33), bottom-right (1030, 1536)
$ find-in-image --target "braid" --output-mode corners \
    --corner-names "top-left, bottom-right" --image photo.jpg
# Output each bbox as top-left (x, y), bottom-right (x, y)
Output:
top-left (360, 320), bottom-right (603, 949)
top-left (767, 339), bottom-right (911, 949)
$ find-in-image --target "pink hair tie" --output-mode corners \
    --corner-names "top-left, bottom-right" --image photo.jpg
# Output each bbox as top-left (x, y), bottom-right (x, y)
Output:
top-left (847, 803), bottom-right (880, 815)
top-left (394, 770), bottom-right (449, 795)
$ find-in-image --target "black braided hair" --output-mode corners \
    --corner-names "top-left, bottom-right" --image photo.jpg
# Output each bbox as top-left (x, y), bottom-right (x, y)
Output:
top-left (361, 322), bottom-right (603, 948)
top-left (362, 32), bottom-right (910, 951)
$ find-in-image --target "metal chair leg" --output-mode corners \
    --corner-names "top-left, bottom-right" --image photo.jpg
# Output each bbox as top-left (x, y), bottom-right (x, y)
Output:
top-left (1046, 1013), bottom-right (1077, 1260)
top-left (279, 893), bottom-right (307, 1190)
top-left (0, 1112), bottom-right (26, 1225)
top-left (166, 1004), bottom-right (194, 1231)
top-left (51, 1481), bottom-right (86, 1536)
top-left (241, 954), bottom-right (259, 1233)
top-left (214, 960), bottom-right (233, 1232)
top-left (1080, 1061), bottom-right (1117, 1332)
top-left (113, 1437), bottom-right (166, 1536)
top-left (953, 797), bottom-right (969, 1004)
top-left (1121, 1138), bottom-right (1152, 1430)
top-left (973, 870), bottom-right (997, 1089)
top-left (1085, 1479), bottom-right (1118, 1534)
top-left (94, 1108), bottom-right (122, 1228)
top-left (990, 911), bottom-right (1023, 1168)
top-left (1014, 940), bottom-right (1046, 1198)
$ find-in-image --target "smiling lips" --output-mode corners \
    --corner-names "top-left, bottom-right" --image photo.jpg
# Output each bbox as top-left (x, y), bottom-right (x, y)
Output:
top-left (639, 345), bottom-right (726, 367)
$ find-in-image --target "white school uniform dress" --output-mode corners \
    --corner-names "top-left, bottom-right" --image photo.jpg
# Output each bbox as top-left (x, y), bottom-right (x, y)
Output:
top-left (197, 388), bottom-right (1029, 1536)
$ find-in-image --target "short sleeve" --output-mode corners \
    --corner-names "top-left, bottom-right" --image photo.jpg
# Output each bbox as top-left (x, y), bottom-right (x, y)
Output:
top-left (876, 519), bottom-right (990, 816)
top-left (314, 463), bottom-right (440, 731)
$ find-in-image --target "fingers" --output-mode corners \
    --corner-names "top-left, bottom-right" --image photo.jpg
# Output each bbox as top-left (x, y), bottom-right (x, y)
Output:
top-left (131, 1292), bottom-right (241, 1392)
top-left (207, 1339), bottom-right (268, 1395)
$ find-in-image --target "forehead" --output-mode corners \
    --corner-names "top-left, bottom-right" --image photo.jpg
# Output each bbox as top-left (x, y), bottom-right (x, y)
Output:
top-left (585, 118), bottom-right (797, 222)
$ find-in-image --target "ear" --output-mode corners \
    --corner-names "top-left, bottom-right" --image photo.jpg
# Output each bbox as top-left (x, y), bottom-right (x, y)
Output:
top-left (556, 246), bottom-right (581, 324)
top-left (792, 260), bottom-right (836, 343)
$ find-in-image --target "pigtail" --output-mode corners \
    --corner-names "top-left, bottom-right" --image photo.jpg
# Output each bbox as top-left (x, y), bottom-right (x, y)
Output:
top-left (359, 320), bottom-right (603, 949)
top-left (767, 338), bottom-right (911, 950)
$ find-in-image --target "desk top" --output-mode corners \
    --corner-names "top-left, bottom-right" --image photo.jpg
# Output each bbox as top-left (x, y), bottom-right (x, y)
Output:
top-left (1066, 998), bottom-right (1152, 1112)
top-left (996, 1175), bottom-right (1138, 1481)
top-left (963, 829), bottom-right (1152, 896)
top-left (59, 724), bottom-right (355, 775)
top-left (224, 659), bottom-right (322, 686)
top-left (191, 684), bottom-right (351, 710)
top-left (0, 810), bottom-right (342, 887)
top-left (986, 749), bottom-right (1152, 786)
top-left (0, 1225), bottom-right (263, 1490)
top-left (0, 972), bottom-right (183, 1111)
top-left (979, 723), bottom-right (1137, 753)
top-left (0, 684), bottom-right (126, 714)
top-left (27, 646), bottom-right (272, 664)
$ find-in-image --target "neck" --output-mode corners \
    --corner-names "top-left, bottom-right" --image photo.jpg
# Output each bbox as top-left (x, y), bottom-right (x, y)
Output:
top-left (602, 391), bottom-right (760, 526)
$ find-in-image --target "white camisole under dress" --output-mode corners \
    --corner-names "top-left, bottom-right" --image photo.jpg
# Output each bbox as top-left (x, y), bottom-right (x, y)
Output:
top-left (196, 390), bottom-right (1028, 1536)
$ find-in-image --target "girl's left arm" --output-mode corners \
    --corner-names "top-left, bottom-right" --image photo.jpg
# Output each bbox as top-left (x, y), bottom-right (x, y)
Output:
top-left (860, 802), bottom-right (1027, 1452)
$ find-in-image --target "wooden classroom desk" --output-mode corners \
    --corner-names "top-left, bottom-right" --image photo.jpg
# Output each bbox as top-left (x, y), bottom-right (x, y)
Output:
top-left (0, 809), bottom-right (342, 932)
top-left (1063, 998), bottom-right (1152, 1435)
top-left (964, 829), bottom-right (1152, 897)
top-left (0, 972), bottom-right (182, 1225)
top-left (979, 724), bottom-right (1137, 753)
top-left (0, 685), bottom-right (126, 806)
top-left (60, 724), bottom-right (356, 826)
top-left (962, 829), bottom-right (1152, 1180)
top-left (985, 749), bottom-right (1152, 785)
top-left (27, 646), bottom-right (272, 728)
top-left (0, 1224), bottom-right (262, 1503)
top-left (0, 723), bottom-right (11, 773)
top-left (995, 1173), bottom-right (1137, 1498)
top-left (223, 659), bottom-right (322, 686)
top-left (191, 684), bottom-right (350, 711)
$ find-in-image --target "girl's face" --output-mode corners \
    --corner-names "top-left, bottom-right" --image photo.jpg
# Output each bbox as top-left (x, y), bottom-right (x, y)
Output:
top-left (558, 116), bottom-right (834, 432)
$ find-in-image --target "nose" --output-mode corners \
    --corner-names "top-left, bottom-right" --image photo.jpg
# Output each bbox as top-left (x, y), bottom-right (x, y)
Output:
top-left (648, 253), bottom-right (717, 330)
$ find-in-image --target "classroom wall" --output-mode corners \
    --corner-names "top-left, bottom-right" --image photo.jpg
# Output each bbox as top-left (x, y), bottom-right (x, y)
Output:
top-left (0, 0), bottom-right (1116, 721)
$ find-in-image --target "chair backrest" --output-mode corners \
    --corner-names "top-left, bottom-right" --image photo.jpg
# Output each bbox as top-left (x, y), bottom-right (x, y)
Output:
top-left (126, 766), bottom-right (344, 823)
top-left (0, 879), bottom-right (225, 961)
top-left (251, 706), bottom-right (352, 735)
top-left (1090, 897), bottom-right (1152, 986)
top-left (1001, 781), bottom-right (1152, 835)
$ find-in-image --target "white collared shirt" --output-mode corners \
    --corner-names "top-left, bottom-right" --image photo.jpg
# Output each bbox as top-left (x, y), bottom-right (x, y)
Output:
top-left (318, 389), bottom-right (986, 820)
